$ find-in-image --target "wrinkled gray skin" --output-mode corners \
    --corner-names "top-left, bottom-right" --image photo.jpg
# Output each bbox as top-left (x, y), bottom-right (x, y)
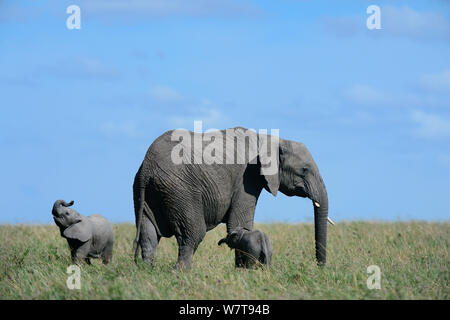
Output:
top-left (133, 127), bottom-right (328, 269)
top-left (218, 228), bottom-right (272, 268)
top-left (52, 200), bottom-right (114, 265)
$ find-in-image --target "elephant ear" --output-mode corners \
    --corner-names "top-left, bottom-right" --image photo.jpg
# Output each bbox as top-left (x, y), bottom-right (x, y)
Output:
top-left (63, 219), bottom-right (91, 242)
top-left (230, 127), bottom-right (279, 196)
top-left (257, 133), bottom-right (280, 196)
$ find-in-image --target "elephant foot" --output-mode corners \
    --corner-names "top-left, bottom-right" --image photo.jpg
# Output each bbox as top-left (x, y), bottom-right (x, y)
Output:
top-left (175, 245), bottom-right (194, 271)
top-left (235, 251), bottom-right (257, 269)
top-left (174, 262), bottom-right (191, 271)
top-left (140, 241), bottom-right (158, 266)
top-left (141, 256), bottom-right (156, 268)
top-left (71, 257), bottom-right (85, 266)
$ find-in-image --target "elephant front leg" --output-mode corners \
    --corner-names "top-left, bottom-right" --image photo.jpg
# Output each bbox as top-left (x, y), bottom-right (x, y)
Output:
top-left (235, 250), bottom-right (249, 268)
top-left (71, 242), bottom-right (91, 265)
top-left (70, 251), bottom-right (83, 265)
top-left (225, 181), bottom-right (260, 234)
top-left (226, 204), bottom-right (257, 234)
top-left (235, 247), bottom-right (259, 269)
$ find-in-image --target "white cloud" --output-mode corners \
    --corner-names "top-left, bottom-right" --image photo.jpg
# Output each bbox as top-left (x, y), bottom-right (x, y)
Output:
top-left (149, 85), bottom-right (185, 103)
top-left (419, 69), bottom-right (450, 94)
top-left (343, 82), bottom-right (450, 109)
top-left (79, 0), bottom-right (263, 20)
top-left (320, 5), bottom-right (450, 42)
top-left (169, 107), bottom-right (231, 130)
top-left (0, 4), bottom-right (42, 23)
top-left (401, 92), bottom-right (450, 109)
top-left (147, 85), bottom-right (231, 129)
top-left (343, 84), bottom-right (389, 106)
top-left (0, 74), bottom-right (38, 87)
top-left (437, 154), bottom-right (450, 166)
top-left (410, 110), bottom-right (450, 139)
top-left (45, 57), bottom-right (119, 80)
top-left (335, 111), bottom-right (376, 126)
top-left (100, 121), bottom-right (138, 138)
top-left (320, 16), bottom-right (360, 37)
top-left (382, 6), bottom-right (450, 41)
top-left (76, 58), bottom-right (119, 78)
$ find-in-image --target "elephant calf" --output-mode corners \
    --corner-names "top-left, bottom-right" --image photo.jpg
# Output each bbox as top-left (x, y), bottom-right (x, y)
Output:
top-left (218, 228), bottom-right (272, 268)
top-left (52, 200), bottom-right (114, 265)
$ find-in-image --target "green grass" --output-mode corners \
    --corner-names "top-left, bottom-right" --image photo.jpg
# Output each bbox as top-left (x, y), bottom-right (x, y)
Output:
top-left (0, 222), bottom-right (448, 299)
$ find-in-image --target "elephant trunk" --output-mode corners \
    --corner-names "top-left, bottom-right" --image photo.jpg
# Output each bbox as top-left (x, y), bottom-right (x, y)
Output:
top-left (313, 183), bottom-right (328, 266)
top-left (61, 200), bottom-right (74, 207)
top-left (52, 200), bottom-right (74, 216)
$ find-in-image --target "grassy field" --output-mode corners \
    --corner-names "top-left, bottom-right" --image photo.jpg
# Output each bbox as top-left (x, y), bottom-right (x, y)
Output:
top-left (0, 222), bottom-right (448, 299)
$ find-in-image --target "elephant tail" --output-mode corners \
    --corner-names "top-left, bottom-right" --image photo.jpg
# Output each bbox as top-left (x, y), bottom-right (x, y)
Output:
top-left (133, 164), bottom-right (146, 263)
top-left (133, 165), bottom-right (162, 263)
top-left (133, 187), bottom-right (145, 263)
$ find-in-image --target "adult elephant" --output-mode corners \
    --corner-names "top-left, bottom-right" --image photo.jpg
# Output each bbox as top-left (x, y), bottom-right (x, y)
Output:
top-left (133, 127), bottom-right (329, 269)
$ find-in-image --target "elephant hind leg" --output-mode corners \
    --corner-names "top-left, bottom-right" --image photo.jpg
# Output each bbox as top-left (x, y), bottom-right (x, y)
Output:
top-left (139, 214), bottom-right (160, 265)
top-left (174, 217), bottom-right (207, 270)
top-left (102, 242), bottom-right (113, 265)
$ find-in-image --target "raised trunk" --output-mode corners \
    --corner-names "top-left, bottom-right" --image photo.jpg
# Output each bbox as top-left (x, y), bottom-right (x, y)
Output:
top-left (52, 200), bottom-right (74, 216)
top-left (313, 187), bottom-right (328, 266)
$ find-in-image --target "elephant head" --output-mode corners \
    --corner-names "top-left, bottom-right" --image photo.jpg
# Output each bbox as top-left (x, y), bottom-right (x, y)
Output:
top-left (52, 200), bottom-right (83, 230)
top-left (218, 227), bottom-right (246, 247)
top-left (260, 138), bottom-right (329, 266)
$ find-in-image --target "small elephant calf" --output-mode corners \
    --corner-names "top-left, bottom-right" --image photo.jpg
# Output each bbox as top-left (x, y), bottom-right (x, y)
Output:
top-left (218, 228), bottom-right (272, 268)
top-left (52, 200), bottom-right (113, 265)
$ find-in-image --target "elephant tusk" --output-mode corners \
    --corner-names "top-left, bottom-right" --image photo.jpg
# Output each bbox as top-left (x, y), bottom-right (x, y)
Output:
top-left (313, 202), bottom-right (333, 225)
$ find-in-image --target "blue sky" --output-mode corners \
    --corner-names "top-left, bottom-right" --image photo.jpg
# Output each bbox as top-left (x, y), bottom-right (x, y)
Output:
top-left (1, 0), bottom-right (449, 224)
